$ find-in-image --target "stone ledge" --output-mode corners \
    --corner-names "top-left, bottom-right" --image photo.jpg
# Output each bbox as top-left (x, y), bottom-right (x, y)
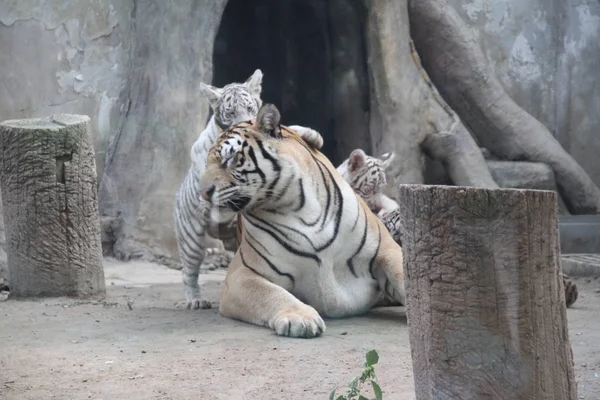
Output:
top-left (561, 254), bottom-right (600, 277)
top-left (559, 215), bottom-right (600, 253)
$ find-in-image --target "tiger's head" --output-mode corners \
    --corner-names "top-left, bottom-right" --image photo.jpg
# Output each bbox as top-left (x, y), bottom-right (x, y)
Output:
top-left (337, 149), bottom-right (395, 213)
top-left (199, 69), bottom-right (263, 128)
top-left (198, 103), bottom-right (300, 224)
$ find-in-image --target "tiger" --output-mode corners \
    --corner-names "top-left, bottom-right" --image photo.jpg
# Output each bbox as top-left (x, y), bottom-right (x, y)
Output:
top-left (175, 70), bottom-right (324, 309)
top-left (338, 148), bottom-right (579, 308)
top-left (197, 103), bottom-right (406, 337)
top-left (337, 148), bottom-right (399, 220)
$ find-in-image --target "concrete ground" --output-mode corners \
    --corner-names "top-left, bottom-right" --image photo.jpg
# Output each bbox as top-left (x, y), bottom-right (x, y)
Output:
top-left (1, 259), bottom-right (599, 400)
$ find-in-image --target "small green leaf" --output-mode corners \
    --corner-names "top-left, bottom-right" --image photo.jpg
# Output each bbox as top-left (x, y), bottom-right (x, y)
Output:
top-left (358, 396), bottom-right (369, 400)
top-left (372, 381), bottom-right (383, 400)
top-left (335, 396), bottom-right (346, 400)
top-left (330, 389), bottom-right (337, 400)
top-left (366, 350), bottom-right (379, 366)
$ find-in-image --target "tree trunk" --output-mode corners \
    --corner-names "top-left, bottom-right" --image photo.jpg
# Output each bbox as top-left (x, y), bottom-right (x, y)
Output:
top-left (397, 184), bottom-right (577, 400)
top-left (98, 0), bottom-right (228, 263)
top-left (364, 0), bottom-right (497, 194)
top-left (0, 115), bottom-right (105, 299)
top-left (408, 0), bottom-right (600, 214)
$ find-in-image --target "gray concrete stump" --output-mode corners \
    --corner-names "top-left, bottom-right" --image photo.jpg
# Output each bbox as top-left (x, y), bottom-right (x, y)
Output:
top-left (0, 115), bottom-right (105, 298)
top-left (397, 184), bottom-right (576, 400)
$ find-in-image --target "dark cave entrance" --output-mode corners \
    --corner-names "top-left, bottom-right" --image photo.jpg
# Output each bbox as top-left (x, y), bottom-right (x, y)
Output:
top-left (213, 0), bottom-right (371, 165)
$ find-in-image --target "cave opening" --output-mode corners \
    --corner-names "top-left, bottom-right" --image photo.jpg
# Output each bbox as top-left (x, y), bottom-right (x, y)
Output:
top-left (213, 0), bottom-right (371, 165)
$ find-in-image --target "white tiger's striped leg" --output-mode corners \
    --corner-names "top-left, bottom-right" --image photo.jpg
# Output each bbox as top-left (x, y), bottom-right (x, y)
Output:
top-left (181, 254), bottom-right (212, 309)
top-left (220, 260), bottom-right (326, 338)
top-left (288, 125), bottom-right (324, 150)
top-left (175, 215), bottom-right (212, 310)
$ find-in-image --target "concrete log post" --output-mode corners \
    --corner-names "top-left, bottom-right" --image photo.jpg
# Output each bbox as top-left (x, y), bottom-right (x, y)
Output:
top-left (397, 184), bottom-right (576, 400)
top-left (0, 115), bottom-right (105, 298)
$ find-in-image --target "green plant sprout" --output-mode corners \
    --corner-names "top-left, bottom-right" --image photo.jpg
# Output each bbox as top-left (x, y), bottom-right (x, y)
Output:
top-left (329, 350), bottom-right (383, 400)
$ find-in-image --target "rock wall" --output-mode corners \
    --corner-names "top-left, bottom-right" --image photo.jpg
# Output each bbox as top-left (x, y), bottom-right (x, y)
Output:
top-left (96, 0), bottom-right (227, 263)
top-left (0, 0), bottom-right (134, 280)
top-left (0, 0), bottom-right (599, 270)
top-left (446, 0), bottom-right (600, 187)
top-left (0, 0), bottom-right (134, 179)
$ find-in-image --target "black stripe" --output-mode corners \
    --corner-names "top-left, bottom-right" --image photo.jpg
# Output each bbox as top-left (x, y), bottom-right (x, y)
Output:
top-left (346, 210), bottom-right (369, 278)
top-left (246, 236), bottom-right (296, 285)
top-left (247, 213), bottom-right (316, 249)
top-left (299, 156), bottom-right (328, 227)
top-left (313, 158), bottom-right (344, 251)
top-left (257, 140), bottom-right (282, 197)
top-left (274, 171), bottom-right (295, 202)
top-left (240, 248), bottom-right (266, 279)
top-left (246, 146), bottom-right (266, 181)
top-left (178, 215), bottom-right (204, 254)
top-left (369, 225), bottom-right (382, 280)
top-left (316, 160), bottom-right (332, 232)
top-left (245, 214), bottom-right (321, 265)
top-left (245, 229), bottom-right (272, 255)
top-left (293, 178), bottom-right (306, 211)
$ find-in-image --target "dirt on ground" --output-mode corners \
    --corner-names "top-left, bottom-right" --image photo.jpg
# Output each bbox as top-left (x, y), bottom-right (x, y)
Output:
top-left (1, 259), bottom-right (599, 400)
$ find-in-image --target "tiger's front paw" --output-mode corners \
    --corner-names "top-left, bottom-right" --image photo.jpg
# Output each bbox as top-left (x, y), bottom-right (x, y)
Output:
top-left (185, 297), bottom-right (212, 310)
top-left (178, 290), bottom-right (212, 310)
top-left (269, 305), bottom-right (326, 338)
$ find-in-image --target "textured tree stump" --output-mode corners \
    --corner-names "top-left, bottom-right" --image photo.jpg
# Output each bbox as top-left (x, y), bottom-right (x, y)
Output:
top-left (0, 115), bottom-right (105, 298)
top-left (397, 184), bottom-right (576, 400)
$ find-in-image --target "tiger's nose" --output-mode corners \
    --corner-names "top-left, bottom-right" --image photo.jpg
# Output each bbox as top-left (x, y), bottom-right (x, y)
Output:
top-left (200, 185), bottom-right (216, 202)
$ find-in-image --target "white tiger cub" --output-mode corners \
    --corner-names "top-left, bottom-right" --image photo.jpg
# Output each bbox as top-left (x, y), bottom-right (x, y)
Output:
top-left (198, 104), bottom-right (405, 337)
top-left (175, 70), bottom-right (324, 309)
top-left (340, 148), bottom-right (580, 308)
top-left (337, 149), bottom-right (399, 219)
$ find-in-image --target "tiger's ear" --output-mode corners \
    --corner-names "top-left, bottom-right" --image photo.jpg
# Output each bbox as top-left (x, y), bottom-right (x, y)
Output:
top-left (256, 103), bottom-right (281, 138)
top-left (378, 152), bottom-right (396, 170)
top-left (348, 149), bottom-right (367, 173)
top-left (245, 69), bottom-right (263, 98)
top-left (199, 82), bottom-right (223, 111)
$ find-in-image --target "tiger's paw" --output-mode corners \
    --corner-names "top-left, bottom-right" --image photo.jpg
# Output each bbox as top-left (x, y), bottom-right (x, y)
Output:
top-left (177, 296), bottom-right (212, 310)
top-left (269, 305), bottom-right (326, 338)
top-left (288, 125), bottom-right (324, 150)
top-left (202, 248), bottom-right (234, 270)
top-left (189, 297), bottom-right (212, 310)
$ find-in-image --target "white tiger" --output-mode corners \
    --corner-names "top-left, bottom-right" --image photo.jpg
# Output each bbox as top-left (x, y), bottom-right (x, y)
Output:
top-left (337, 149), bottom-right (399, 219)
top-left (339, 148), bottom-right (579, 308)
top-left (174, 70), bottom-right (324, 309)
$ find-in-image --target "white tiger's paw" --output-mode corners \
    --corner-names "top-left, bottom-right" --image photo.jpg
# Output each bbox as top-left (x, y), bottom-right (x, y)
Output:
top-left (269, 305), bottom-right (326, 338)
top-left (177, 297), bottom-right (212, 310)
top-left (189, 297), bottom-right (212, 310)
top-left (288, 125), bottom-right (324, 150)
top-left (202, 249), bottom-right (234, 270)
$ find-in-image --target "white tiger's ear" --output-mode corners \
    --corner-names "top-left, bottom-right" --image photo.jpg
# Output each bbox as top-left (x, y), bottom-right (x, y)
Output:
top-left (348, 149), bottom-right (367, 173)
top-left (245, 69), bottom-right (263, 98)
top-left (256, 103), bottom-right (281, 138)
top-left (199, 82), bottom-right (222, 111)
top-left (378, 152), bottom-right (396, 170)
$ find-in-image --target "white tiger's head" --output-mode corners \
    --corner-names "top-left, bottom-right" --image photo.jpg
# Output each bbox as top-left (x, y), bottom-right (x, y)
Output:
top-left (198, 103), bottom-right (302, 224)
top-left (199, 69), bottom-right (263, 128)
top-left (337, 149), bottom-right (395, 212)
